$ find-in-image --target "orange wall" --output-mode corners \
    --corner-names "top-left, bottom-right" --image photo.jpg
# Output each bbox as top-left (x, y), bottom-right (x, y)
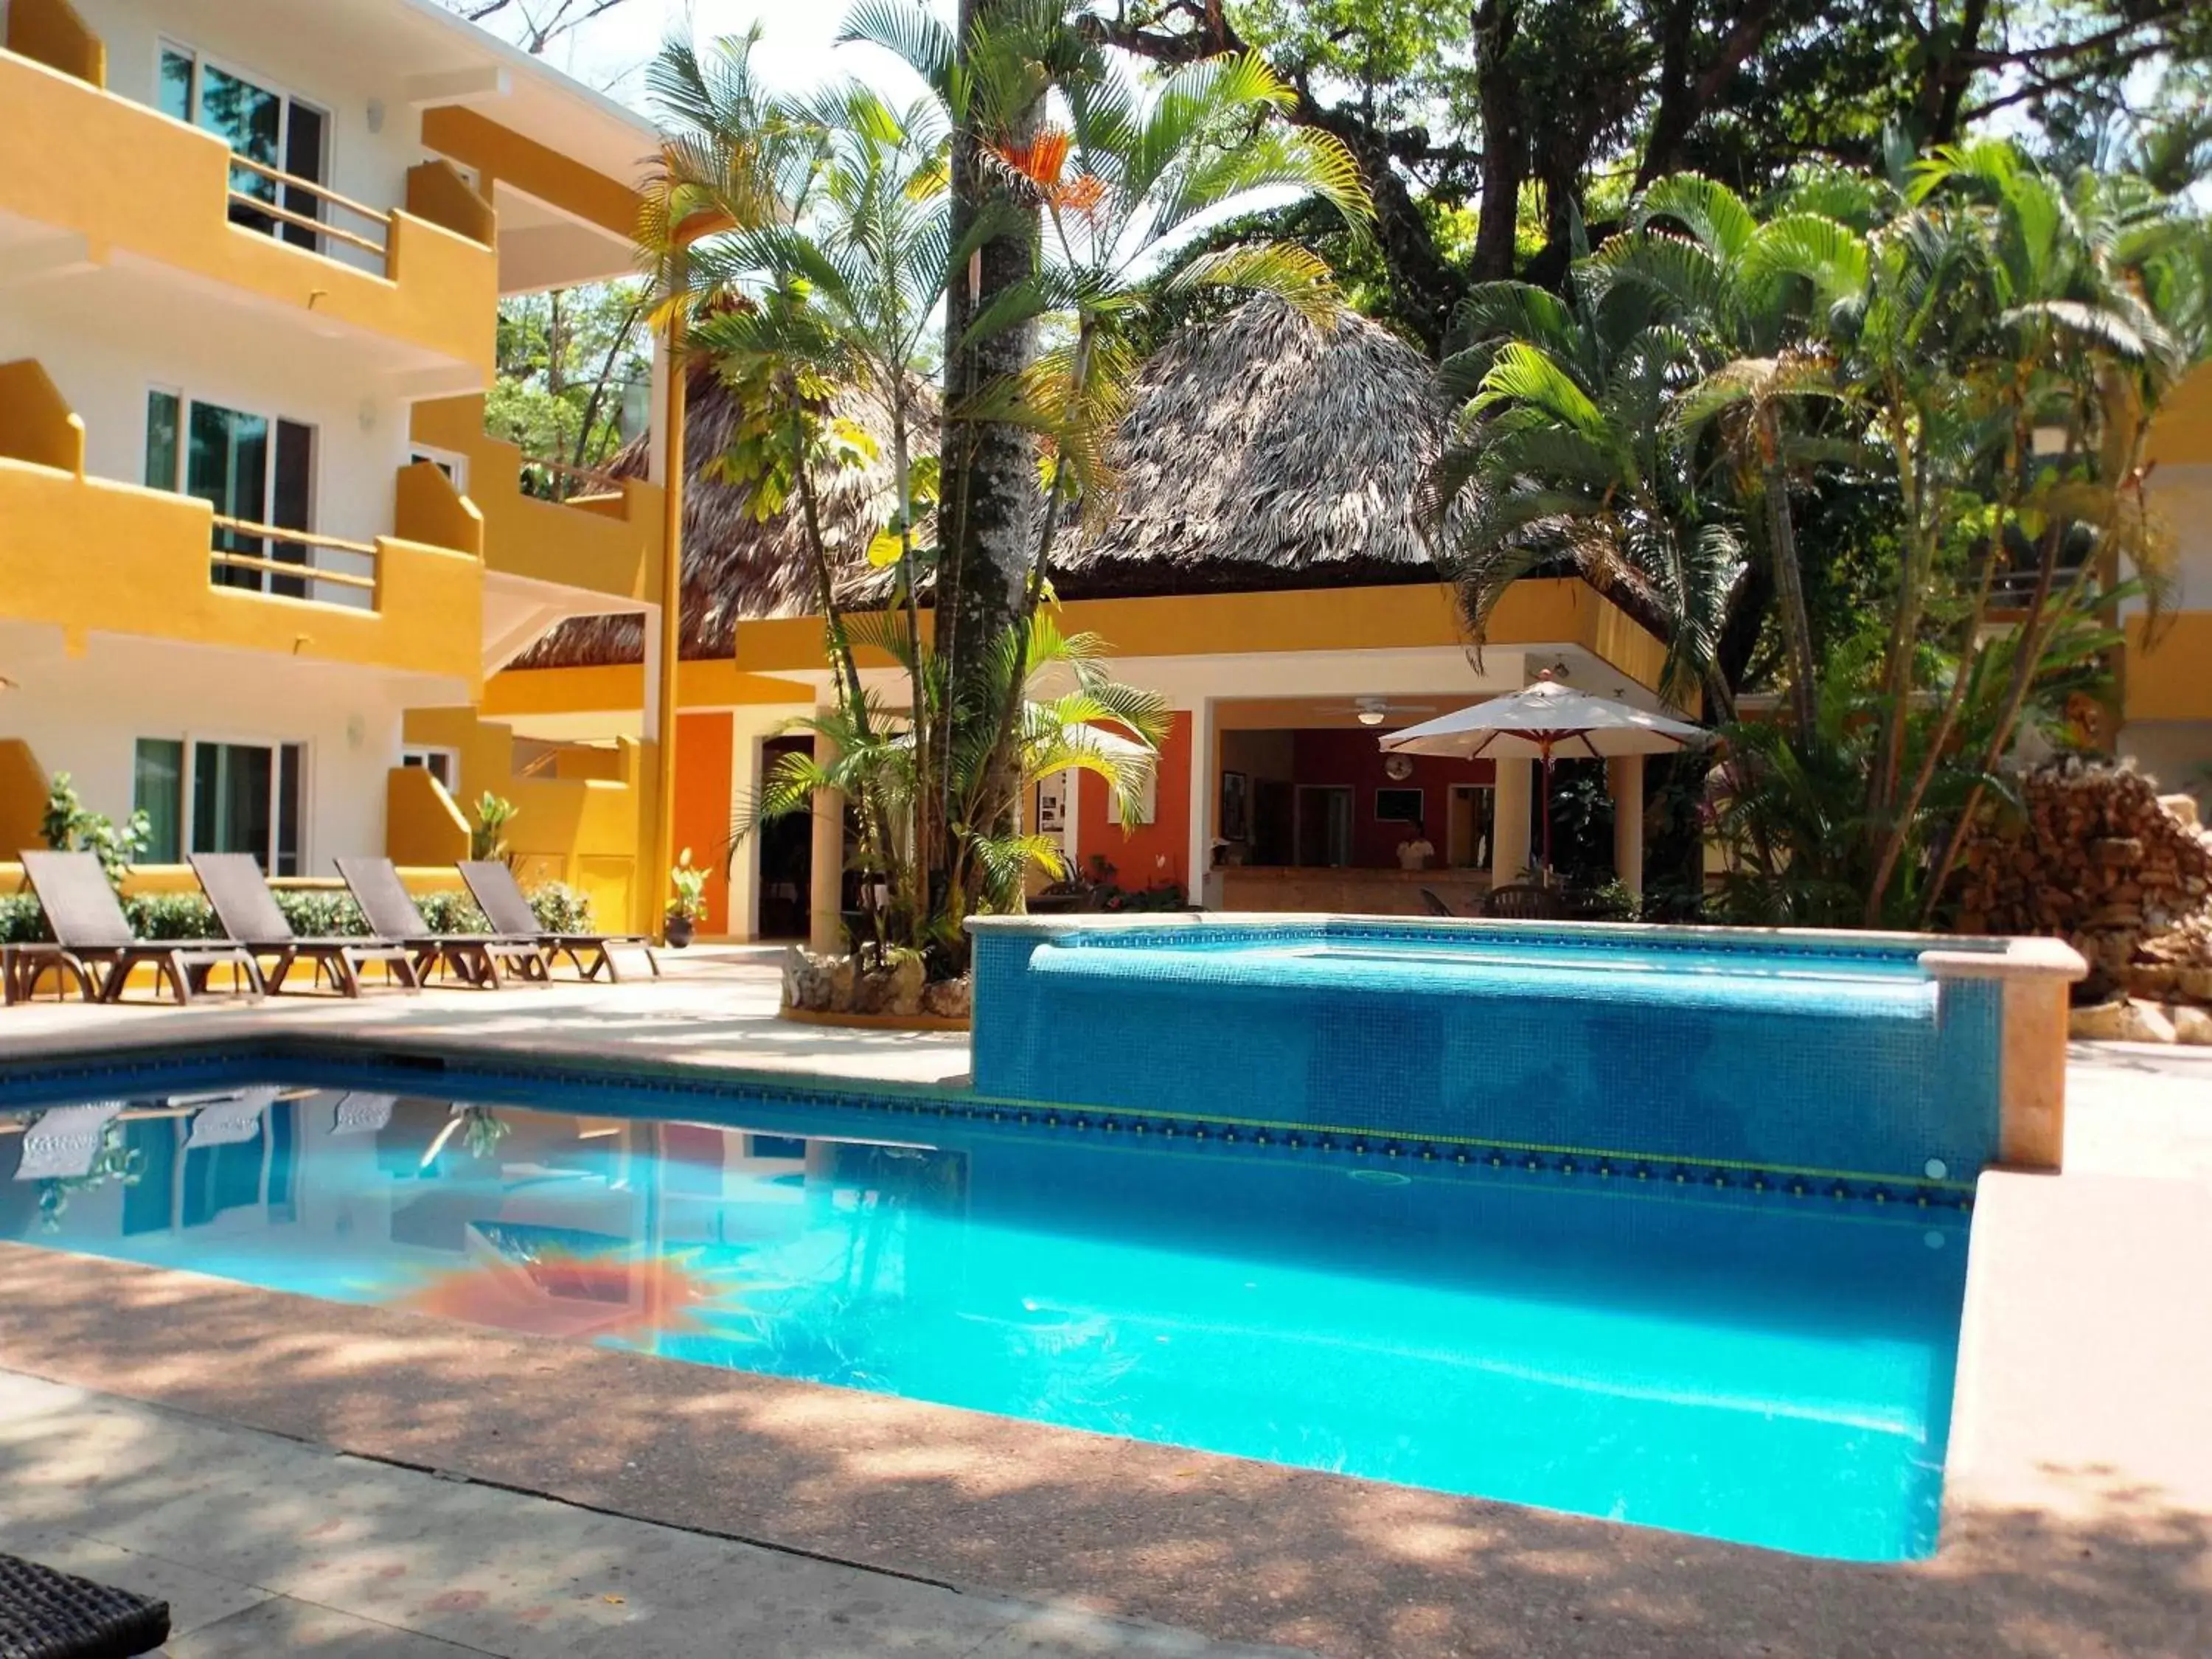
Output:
top-left (674, 711), bottom-right (733, 932)
top-left (1073, 713), bottom-right (1192, 894)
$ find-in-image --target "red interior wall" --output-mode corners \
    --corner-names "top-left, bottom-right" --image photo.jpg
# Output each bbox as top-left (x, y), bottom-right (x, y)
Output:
top-left (1288, 729), bottom-right (1495, 866)
top-left (1074, 712), bottom-right (1192, 892)
top-left (673, 711), bottom-right (733, 932)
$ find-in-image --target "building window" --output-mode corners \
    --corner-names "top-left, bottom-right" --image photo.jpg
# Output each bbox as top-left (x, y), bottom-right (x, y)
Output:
top-left (400, 748), bottom-right (459, 790)
top-left (145, 391), bottom-right (316, 596)
top-left (133, 739), bottom-right (185, 863)
top-left (157, 42), bottom-right (330, 252)
top-left (136, 739), bottom-right (307, 874)
top-left (408, 448), bottom-right (469, 494)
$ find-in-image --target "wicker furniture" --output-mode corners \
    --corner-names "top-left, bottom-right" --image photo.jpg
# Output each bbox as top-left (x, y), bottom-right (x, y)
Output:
top-left (0, 1551), bottom-right (170, 1658)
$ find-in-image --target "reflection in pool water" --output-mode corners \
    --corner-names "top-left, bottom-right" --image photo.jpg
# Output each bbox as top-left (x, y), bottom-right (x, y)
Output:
top-left (1, 1079), bottom-right (1967, 1562)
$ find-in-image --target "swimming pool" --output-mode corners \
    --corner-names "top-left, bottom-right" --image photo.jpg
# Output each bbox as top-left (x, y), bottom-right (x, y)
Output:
top-left (0, 1059), bottom-right (1968, 1562)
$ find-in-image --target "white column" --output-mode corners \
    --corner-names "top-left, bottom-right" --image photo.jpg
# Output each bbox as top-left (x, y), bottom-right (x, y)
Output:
top-left (1186, 701), bottom-right (1217, 908)
top-left (1491, 757), bottom-right (1532, 886)
top-left (1610, 753), bottom-right (1646, 900)
top-left (808, 714), bottom-right (845, 955)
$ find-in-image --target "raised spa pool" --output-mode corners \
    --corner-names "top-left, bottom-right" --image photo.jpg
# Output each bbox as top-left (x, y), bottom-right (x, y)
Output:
top-left (0, 1059), bottom-right (1968, 1562)
top-left (971, 916), bottom-right (2017, 1189)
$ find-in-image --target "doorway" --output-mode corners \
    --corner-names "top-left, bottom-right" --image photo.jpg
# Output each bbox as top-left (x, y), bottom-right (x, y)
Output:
top-left (1447, 785), bottom-right (1495, 869)
top-left (754, 736), bottom-right (813, 940)
top-left (1293, 785), bottom-right (1353, 867)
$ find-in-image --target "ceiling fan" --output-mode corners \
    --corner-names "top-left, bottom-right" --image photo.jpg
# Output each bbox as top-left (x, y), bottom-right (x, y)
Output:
top-left (1316, 695), bottom-right (1441, 728)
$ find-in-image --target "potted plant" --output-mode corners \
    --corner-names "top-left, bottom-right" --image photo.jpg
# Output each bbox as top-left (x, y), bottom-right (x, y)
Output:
top-left (666, 846), bottom-right (706, 947)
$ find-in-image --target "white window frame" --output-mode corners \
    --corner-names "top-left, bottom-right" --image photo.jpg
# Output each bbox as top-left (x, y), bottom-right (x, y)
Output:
top-left (408, 445), bottom-right (470, 495)
top-left (400, 747), bottom-right (461, 792)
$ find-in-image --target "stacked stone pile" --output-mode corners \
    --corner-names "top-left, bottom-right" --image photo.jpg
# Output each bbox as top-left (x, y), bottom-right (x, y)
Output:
top-left (1953, 757), bottom-right (2212, 1012)
top-left (781, 946), bottom-right (971, 1020)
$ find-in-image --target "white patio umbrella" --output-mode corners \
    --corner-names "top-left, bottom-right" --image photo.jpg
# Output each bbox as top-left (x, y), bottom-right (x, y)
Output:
top-left (1378, 675), bottom-right (1703, 874)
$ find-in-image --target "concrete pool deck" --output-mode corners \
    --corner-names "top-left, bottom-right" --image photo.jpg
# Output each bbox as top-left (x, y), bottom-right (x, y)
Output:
top-left (1, 949), bottom-right (2208, 1656)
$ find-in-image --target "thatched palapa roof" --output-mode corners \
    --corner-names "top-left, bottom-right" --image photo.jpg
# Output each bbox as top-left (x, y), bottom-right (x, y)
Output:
top-left (515, 361), bottom-right (913, 669)
top-left (1053, 297), bottom-right (1447, 598)
top-left (519, 297), bottom-right (1446, 669)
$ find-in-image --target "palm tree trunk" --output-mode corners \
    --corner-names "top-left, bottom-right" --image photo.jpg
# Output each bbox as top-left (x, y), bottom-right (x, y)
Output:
top-left (1758, 408), bottom-right (1818, 736)
top-left (939, 0), bottom-right (1041, 684)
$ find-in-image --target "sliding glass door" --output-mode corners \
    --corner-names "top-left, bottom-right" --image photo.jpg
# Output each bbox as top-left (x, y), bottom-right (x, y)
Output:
top-left (133, 739), bottom-right (307, 875)
top-left (146, 392), bottom-right (314, 595)
top-left (159, 44), bottom-right (328, 252)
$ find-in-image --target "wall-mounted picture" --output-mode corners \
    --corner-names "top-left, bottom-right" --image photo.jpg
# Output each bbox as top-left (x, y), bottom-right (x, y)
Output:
top-left (1220, 770), bottom-right (1250, 841)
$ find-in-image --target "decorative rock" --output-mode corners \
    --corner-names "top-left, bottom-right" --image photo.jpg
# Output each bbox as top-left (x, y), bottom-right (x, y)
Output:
top-left (921, 976), bottom-right (973, 1020)
top-left (2171, 1004), bottom-right (2212, 1046)
top-left (2067, 998), bottom-right (2177, 1044)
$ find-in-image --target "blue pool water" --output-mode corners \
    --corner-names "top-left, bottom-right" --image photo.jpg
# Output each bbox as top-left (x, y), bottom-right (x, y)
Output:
top-left (0, 1064), bottom-right (1969, 1562)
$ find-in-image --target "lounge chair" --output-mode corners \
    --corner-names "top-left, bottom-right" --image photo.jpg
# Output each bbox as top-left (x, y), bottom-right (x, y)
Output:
top-left (334, 858), bottom-right (550, 989)
top-left (18, 851), bottom-right (263, 1004)
top-left (189, 853), bottom-right (420, 997)
top-left (1417, 888), bottom-right (1457, 918)
top-left (457, 860), bottom-right (661, 983)
top-left (1481, 881), bottom-right (1566, 921)
top-left (0, 1551), bottom-right (170, 1658)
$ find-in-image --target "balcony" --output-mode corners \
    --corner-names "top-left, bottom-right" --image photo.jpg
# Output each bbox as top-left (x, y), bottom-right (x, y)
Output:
top-left (410, 397), bottom-right (664, 670)
top-left (0, 361), bottom-right (485, 686)
top-left (0, 32), bottom-right (496, 386)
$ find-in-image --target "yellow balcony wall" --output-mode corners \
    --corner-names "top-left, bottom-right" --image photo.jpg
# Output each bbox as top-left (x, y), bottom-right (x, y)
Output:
top-left (0, 454), bottom-right (484, 688)
top-left (2126, 613), bottom-right (2212, 723)
top-left (411, 397), bottom-right (663, 605)
top-left (399, 709), bottom-right (655, 932)
top-left (4, 0), bottom-right (102, 86)
top-left (0, 47), bottom-right (495, 377)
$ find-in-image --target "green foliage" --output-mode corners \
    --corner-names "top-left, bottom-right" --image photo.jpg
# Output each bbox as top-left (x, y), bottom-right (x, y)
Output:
top-left (41, 773), bottom-right (152, 888)
top-left (125, 893), bottom-right (219, 940)
top-left (489, 281), bottom-right (651, 484)
top-left (470, 793), bottom-right (518, 862)
top-left (529, 882), bottom-right (595, 933)
top-left (276, 890), bottom-right (369, 937)
top-left (0, 893), bottom-right (48, 945)
top-left (417, 890), bottom-right (492, 934)
top-left (1434, 135), bottom-right (2198, 928)
top-left (667, 851), bottom-right (707, 922)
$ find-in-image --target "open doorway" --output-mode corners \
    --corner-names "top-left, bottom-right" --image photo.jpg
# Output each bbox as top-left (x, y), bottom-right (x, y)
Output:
top-left (754, 735), bottom-right (812, 940)
top-left (1447, 785), bottom-right (1495, 869)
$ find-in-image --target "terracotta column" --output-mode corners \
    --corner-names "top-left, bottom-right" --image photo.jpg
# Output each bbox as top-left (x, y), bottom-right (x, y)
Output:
top-left (648, 303), bottom-right (685, 943)
top-left (808, 716), bottom-right (845, 955)
top-left (1609, 753), bottom-right (1645, 899)
top-left (1491, 757), bottom-right (1532, 886)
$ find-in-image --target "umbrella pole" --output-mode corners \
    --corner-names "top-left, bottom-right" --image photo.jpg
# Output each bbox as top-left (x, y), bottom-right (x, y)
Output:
top-left (1540, 744), bottom-right (1554, 883)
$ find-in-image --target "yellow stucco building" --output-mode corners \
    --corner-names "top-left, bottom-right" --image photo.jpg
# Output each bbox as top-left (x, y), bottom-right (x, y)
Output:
top-left (0, 0), bottom-right (673, 929)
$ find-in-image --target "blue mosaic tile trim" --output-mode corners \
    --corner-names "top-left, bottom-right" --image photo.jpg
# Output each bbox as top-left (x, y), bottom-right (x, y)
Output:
top-left (0, 1038), bottom-right (1970, 1220)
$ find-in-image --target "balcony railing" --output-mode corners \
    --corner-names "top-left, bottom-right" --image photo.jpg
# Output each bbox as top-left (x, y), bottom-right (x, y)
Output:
top-left (208, 514), bottom-right (380, 605)
top-left (518, 453), bottom-right (630, 503)
top-left (224, 154), bottom-right (393, 265)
